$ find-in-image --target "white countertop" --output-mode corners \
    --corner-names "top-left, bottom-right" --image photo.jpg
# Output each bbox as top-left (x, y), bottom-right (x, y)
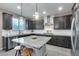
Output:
top-left (53, 30), bottom-right (71, 36)
top-left (12, 36), bottom-right (51, 49)
top-left (2, 30), bottom-right (71, 37)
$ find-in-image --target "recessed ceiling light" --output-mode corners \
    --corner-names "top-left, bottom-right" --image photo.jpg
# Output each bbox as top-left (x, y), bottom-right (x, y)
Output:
top-left (17, 5), bottom-right (21, 10)
top-left (43, 11), bottom-right (46, 14)
top-left (58, 6), bottom-right (63, 11)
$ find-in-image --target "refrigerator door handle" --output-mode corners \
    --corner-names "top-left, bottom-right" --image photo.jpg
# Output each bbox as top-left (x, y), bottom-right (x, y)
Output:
top-left (71, 17), bottom-right (76, 55)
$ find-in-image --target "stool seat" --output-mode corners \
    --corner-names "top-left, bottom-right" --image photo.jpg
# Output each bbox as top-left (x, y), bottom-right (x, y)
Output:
top-left (21, 48), bottom-right (33, 56)
top-left (14, 46), bottom-right (21, 56)
top-left (14, 46), bottom-right (21, 50)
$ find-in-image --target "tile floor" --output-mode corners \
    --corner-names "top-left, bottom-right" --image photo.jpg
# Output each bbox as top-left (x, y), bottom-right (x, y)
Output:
top-left (0, 44), bottom-right (71, 56)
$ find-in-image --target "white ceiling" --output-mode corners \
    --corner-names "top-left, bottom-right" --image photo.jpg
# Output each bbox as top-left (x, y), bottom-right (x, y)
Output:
top-left (0, 3), bottom-right (74, 18)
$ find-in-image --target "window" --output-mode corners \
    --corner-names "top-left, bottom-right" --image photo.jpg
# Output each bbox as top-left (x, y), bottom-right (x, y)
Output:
top-left (12, 17), bottom-right (19, 31)
top-left (12, 16), bottom-right (26, 31)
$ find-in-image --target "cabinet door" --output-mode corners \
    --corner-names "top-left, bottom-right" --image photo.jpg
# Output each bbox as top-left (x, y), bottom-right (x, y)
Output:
top-left (55, 36), bottom-right (69, 48)
top-left (66, 15), bottom-right (72, 29)
top-left (28, 20), bottom-right (36, 29)
top-left (25, 20), bottom-right (28, 29)
top-left (65, 37), bottom-right (72, 48)
top-left (28, 20), bottom-right (31, 29)
top-left (47, 16), bottom-right (50, 23)
top-left (3, 13), bottom-right (12, 30)
top-left (47, 37), bottom-right (57, 45)
top-left (35, 19), bottom-right (44, 29)
top-left (54, 16), bottom-right (66, 29)
top-left (54, 15), bottom-right (72, 29)
top-left (28, 19), bottom-right (44, 30)
top-left (47, 36), bottom-right (71, 49)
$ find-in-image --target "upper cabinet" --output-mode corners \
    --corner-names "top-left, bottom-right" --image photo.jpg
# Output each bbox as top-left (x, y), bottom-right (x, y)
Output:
top-left (35, 19), bottom-right (44, 29)
top-left (28, 19), bottom-right (44, 30)
top-left (66, 15), bottom-right (72, 29)
top-left (2, 12), bottom-right (44, 30)
top-left (54, 14), bottom-right (72, 29)
top-left (3, 13), bottom-right (12, 30)
top-left (25, 19), bottom-right (28, 29)
top-left (28, 20), bottom-right (36, 30)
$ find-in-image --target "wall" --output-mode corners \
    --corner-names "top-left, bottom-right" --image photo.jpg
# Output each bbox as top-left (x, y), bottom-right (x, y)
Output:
top-left (44, 16), bottom-right (54, 33)
top-left (0, 11), bottom-right (2, 49)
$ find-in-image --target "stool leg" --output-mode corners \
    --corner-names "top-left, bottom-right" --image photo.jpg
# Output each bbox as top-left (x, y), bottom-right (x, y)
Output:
top-left (18, 50), bottom-right (20, 56)
top-left (18, 50), bottom-right (21, 56)
top-left (15, 50), bottom-right (18, 56)
top-left (15, 50), bottom-right (21, 56)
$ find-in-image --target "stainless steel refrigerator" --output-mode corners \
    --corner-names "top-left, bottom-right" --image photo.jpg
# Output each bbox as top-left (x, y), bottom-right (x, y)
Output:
top-left (71, 8), bottom-right (79, 56)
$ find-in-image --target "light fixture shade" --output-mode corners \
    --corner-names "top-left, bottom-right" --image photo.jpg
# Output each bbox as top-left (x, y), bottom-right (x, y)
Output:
top-left (34, 12), bottom-right (39, 20)
top-left (35, 14), bottom-right (39, 20)
top-left (33, 3), bottom-right (40, 20)
top-left (43, 11), bottom-right (46, 14)
top-left (35, 12), bottom-right (39, 15)
top-left (20, 17), bottom-right (23, 20)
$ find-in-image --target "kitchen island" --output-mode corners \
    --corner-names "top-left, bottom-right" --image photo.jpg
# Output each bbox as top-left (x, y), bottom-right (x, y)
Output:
top-left (12, 36), bottom-right (51, 56)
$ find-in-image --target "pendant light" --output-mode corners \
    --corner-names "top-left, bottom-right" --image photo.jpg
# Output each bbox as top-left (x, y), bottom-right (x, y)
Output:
top-left (19, 3), bottom-right (23, 34)
top-left (20, 3), bottom-right (23, 25)
top-left (34, 3), bottom-right (39, 20)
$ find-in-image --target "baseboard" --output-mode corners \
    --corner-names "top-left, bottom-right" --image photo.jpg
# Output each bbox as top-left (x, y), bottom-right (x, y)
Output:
top-left (0, 48), bottom-right (2, 50)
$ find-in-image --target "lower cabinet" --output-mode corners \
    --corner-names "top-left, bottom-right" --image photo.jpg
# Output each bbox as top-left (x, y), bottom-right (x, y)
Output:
top-left (47, 36), bottom-right (71, 49)
top-left (2, 37), bottom-right (16, 51)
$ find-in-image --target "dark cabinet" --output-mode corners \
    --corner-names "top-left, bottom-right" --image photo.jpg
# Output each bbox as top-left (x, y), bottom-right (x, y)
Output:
top-left (35, 19), bottom-right (44, 29)
top-left (25, 20), bottom-right (28, 29)
top-left (2, 37), bottom-right (16, 51)
top-left (3, 13), bottom-right (12, 30)
top-left (28, 20), bottom-right (36, 29)
top-left (54, 16), bottom-right (66, 29)
top-left (47, 36), bottom-right (71, 49)
top-left (66, 15), bottom-right (72, 29)
top-left (54, 15), bottom-right (72, 29)
top-left (28, 19), bottom-right (44, 30)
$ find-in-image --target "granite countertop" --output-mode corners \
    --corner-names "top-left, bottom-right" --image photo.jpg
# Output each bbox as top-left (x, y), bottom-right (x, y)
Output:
top-left (12, 36), bottom-right (51, 49)
top-left (2, 30), bottom-right (72, 37)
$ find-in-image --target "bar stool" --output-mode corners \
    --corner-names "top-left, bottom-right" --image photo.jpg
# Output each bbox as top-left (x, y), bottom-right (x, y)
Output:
top-left (14, 43), bottom-right (22, 56)
top-left (14, 45), bottom-right (21, 56)
top-left (14, 45), bottom-right (33, 56)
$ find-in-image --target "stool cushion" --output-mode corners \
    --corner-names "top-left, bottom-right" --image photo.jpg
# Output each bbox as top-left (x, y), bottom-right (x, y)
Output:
top-left (21, 48), bottom-right (32, 56)
top-left (14, 46), bottom-right (21, 50)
